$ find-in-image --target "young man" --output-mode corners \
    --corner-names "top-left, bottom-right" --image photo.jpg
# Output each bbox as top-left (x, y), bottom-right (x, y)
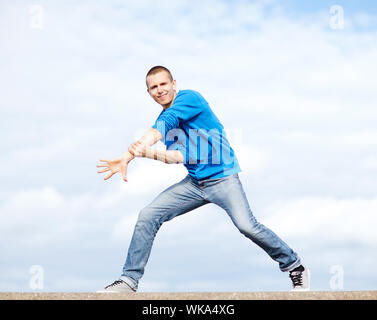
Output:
top-left (96, 66), bottom-right (310, 292)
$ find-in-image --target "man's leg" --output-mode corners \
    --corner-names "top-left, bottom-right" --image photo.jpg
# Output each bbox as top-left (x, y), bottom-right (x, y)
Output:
top-left (120, 175), bottom-right (208, 289)
top-left (204, 174), bottom-right (301, 272)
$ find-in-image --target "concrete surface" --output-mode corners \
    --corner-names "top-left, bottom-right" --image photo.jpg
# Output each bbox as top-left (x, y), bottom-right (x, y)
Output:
top-left (0, 291), bottom-right (376, 300)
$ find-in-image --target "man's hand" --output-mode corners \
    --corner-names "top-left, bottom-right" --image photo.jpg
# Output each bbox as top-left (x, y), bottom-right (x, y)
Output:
top-left (96, 152), bottom-right (134, 181)
top-left (128, 140), bottom-right (150, 158)
top-left (97, 128), bottom-right (162, 182)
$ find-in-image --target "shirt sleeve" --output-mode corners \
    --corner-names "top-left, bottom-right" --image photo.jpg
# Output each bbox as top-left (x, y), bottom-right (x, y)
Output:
top-left (152, 91), bottom-right (203, 136)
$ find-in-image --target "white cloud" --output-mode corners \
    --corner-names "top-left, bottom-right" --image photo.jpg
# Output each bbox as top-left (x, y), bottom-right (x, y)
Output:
top-left (279, 130), bottom-right (377, 151)
top-left (0, 186), bottom-right (99, 240)
top-left (233, 143), bottom-right (270, 174)
top-left (263, 196), bottom-right (377, 246)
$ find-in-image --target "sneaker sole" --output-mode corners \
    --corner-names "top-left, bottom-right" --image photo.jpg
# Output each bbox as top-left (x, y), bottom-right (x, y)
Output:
top-left (96, 289), bottom-right (135, 293)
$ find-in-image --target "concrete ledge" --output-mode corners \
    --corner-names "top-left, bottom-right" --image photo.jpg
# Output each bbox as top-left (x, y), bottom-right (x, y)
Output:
top-left (0, 291), bottom-right (376, 300)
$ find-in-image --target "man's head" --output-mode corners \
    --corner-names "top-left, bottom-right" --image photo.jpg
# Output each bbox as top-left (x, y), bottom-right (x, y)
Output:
top-left (146, 66), bottom-right (177, 109)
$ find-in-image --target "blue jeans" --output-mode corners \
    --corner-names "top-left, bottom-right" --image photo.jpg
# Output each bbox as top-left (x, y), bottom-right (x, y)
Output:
top-left (120, 173), bottom-right (300, 290)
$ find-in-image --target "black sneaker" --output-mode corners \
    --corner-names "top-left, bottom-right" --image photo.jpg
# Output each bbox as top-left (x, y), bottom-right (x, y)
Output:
top-left (289, 265), bottom-right (310, 291)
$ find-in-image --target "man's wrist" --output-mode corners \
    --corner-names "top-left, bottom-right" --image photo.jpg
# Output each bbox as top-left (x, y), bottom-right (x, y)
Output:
top-left (122, 151), bottom-right (135, 162)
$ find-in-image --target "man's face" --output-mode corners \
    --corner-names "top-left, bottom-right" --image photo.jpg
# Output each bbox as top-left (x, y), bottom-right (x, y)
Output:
top-left (146, 71), bottom-right (177, 109)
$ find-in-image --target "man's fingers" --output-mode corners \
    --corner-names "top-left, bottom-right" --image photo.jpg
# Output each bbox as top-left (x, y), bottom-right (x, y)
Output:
top-left (121, 165), bottom-right (128, 182)
top-left (104, 172), bottom-right (114, 180)
top-left (96, 164), bottom-right (109, 168)
top-left (97, 168), bottom-right (110, 173)
top-left (128, 146), bottom-right (135, 155)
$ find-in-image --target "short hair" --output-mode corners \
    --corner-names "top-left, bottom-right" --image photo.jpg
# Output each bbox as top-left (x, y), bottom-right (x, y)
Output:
top-left (146, 65), bottom-right (173, 87)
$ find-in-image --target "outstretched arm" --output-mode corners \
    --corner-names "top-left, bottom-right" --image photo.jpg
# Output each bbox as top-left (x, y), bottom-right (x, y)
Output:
top-left (128, 127), bottom-right (183, 164)
top-left (97, 128), bottom-right (181, 182)
top-left (128, 140), bottom-right (184, 164)
top-left (136, 127), bottom-right (163, 147)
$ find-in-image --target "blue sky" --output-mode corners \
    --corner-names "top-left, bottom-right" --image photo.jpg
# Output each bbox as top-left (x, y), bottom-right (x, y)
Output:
top-left (284, 0), bottom-right (377, 14)
top-left (1, 0), bottom-right (377, 292)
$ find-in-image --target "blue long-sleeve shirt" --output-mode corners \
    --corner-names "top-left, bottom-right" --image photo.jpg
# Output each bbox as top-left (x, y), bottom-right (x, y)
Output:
top-left (152, 90), bottom-right (241, 180)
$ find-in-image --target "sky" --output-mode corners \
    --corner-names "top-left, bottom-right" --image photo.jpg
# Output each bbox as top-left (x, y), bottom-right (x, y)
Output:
top-left (1, 0), bottom-right (377, 292)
